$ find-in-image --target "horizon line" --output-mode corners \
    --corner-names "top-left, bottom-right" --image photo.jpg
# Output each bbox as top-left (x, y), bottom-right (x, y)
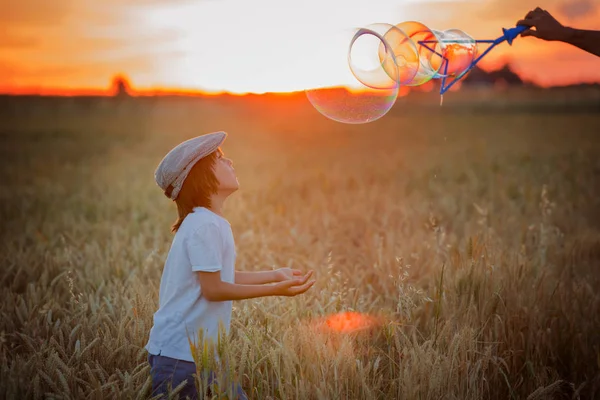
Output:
top-left (2, 68), bottom-right (600, 98)
top-left (4, 81), bottom-right (600, 98)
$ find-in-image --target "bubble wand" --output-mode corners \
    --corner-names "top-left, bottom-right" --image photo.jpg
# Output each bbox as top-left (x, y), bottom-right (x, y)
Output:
top-left (304, 23), bottom-right (531, 124)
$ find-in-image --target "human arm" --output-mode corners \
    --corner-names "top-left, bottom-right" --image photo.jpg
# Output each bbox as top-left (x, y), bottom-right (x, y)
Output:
top-left (186, 223), bottom-right (314, 301)
top-left (517, 7), bottom-right (600, 57)
top-left (235, 268), bottom-right (303, 285)
top-left (198, 270), bottom-right (315, 301)
top-left (555, 28), bottom-right (600, 57)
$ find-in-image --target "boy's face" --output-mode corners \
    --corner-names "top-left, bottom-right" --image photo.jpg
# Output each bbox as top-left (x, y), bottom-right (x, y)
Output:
top-left (213, 149), bottom-right (239, 193)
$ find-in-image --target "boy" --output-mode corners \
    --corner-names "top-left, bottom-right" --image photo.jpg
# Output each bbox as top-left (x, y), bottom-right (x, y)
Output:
top-left (145, 131), bottom-right (315, 399)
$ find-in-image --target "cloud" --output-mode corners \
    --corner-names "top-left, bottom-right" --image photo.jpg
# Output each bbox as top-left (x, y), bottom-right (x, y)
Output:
top-left (0, 0), bottom-right (195, 42)
top-left (474, 0), bottom-right (599, 23)
top-left (474, 0), bottom-right (557, 21)
top-left (0, 31), bottom-right (39, 49)
top-left (0, 48), bottom-right (185, 89)
top-left (2, 1), bottom-right (77, 26)
top-left (0, 0), bottom-right (188, 80)
top-left (0, 0), bottom-right (197, 92)
top-left (558, 0), bottom-right (598, 21)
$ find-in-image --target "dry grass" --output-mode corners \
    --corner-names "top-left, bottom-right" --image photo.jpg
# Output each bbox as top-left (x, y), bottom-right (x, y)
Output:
top-left (1, 88), bottom-right (599, 399)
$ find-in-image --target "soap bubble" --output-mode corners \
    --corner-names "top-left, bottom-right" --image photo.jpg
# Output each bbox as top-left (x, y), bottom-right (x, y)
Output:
top-left (349, 23), bottom-right (402, 90)
top-left (378, 24), bottom-right (419, 86)
top-left (305, 26), bottom-right (400, 124)
top-left (431, 29), bottom-right (478, 77)
top-left (393, 21), bottom-right (444, 86)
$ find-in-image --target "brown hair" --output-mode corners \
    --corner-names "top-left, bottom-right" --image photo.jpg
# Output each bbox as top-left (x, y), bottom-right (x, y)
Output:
top-left (170, 149), bottom-right (222, 233)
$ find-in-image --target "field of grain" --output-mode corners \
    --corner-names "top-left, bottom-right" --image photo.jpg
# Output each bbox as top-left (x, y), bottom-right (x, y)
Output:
top-left (1, 88), bottom-right (599, 399)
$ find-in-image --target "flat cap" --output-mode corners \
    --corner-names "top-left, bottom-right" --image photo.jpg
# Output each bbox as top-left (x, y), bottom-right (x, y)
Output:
top-left (155, 131), bottom-right (227, 200)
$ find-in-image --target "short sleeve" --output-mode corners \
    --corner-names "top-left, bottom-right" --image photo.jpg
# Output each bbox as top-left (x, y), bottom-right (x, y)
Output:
top-left (186, 223), bottom-right (223, 272)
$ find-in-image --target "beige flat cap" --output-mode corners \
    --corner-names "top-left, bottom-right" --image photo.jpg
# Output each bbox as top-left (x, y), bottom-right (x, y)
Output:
top-left (155, 131), bottom-right (227, 200)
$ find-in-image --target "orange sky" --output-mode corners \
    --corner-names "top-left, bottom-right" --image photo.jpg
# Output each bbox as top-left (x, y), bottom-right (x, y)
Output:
top-left (1, 0), bottom-right (599, 95)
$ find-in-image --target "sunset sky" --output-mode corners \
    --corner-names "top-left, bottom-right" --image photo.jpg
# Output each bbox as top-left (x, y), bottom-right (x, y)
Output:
top-left (2, 0), bottom-right (599, 95)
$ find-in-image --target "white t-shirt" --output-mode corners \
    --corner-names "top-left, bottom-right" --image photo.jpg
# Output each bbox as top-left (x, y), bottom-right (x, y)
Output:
top-left (145, 206), bottom-right (236, 362)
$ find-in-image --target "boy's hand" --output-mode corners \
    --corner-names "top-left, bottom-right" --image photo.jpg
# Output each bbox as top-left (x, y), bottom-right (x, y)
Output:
top-left (274, 267), bottom-right (303, 282)
top-left (272, 271), bottom-right (315, 297)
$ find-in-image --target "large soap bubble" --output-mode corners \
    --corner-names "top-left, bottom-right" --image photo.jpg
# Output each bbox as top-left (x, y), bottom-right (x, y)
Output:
top-left (393, 21), bottom-right (444, 86)
top-left (378, 24), bottom-right (419, 86)
top-left (349, 23), bottom-right (403, 90)
top-left (346, 23), bottom-right (417, 89)
top-left (305, 27), bottom-right (401, 124)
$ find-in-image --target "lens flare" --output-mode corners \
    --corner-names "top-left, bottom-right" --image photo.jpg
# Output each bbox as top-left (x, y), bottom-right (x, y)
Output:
top-left (314, 311), bottom-right (381, 333)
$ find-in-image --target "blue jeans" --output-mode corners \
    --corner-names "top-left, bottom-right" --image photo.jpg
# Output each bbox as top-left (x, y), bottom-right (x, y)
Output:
top-left (148, 352), bottom-right (248, 399)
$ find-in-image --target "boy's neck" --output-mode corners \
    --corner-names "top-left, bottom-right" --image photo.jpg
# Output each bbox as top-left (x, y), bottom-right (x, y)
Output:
top-left (208, 192), bottom-right (228, 217)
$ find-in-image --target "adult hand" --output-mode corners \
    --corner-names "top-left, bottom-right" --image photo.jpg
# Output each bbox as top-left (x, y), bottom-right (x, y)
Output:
top-left (516, 7), bottom-right (570, 42)
top-left (272, 271), bottom-right (315, 297)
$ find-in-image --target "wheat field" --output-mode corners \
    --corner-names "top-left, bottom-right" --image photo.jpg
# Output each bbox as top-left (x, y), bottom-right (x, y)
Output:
top-left (1, 88), bottom-right (599, 399)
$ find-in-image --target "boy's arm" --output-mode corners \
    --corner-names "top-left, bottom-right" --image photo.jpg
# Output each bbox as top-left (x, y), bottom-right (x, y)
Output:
top-left (235, 270), bottom-right (278, 285)
top-left (235, 268), bottom-right (303, 285)
top-left (198, 270), bottom-right (315, 301)
top-left (187, 223), bottom-right (314, 301)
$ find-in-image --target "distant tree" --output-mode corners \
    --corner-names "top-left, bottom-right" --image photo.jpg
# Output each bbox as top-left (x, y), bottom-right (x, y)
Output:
top-left (490, 65), bottom-right (524, 85)
top-left (462, 64), bottom-right (525, 87)
top-left (111, 75), bottom-right (132, 97)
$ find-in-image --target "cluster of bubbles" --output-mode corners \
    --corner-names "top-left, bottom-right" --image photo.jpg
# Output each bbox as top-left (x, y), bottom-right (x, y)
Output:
top-left (305, 21), bottom-right (478, 124)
